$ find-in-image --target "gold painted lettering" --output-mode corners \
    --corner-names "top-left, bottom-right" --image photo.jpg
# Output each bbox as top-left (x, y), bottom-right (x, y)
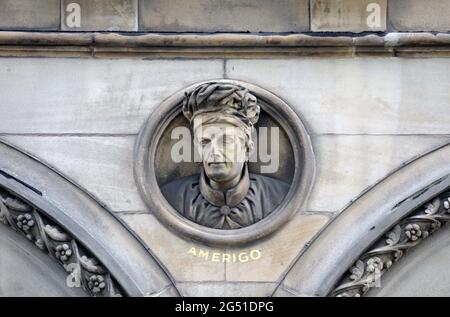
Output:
top-left (238, 252), bottom-right (249, 263)
top-left (211, 252), bottom-right (220, 262)
top-left (188, 247), bottom-right (197, 256)
top-left (198, 249), bottom-right (209, 260)
top-left (222, 253), bottom-right (231, 263)
top-left (250, 250), bottom-right (261, 261)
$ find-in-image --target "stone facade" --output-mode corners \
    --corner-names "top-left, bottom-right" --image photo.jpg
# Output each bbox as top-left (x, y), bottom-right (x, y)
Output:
top-left (0, 1), bottom-right (450, 297)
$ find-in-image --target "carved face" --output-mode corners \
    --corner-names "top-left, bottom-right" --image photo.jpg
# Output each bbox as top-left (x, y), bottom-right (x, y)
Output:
top-left (194, 122), bottom-right (248, 183)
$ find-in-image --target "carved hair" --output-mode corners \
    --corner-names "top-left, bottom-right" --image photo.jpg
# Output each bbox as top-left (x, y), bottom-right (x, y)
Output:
top-left (182, 82), bottom-right (260, 128)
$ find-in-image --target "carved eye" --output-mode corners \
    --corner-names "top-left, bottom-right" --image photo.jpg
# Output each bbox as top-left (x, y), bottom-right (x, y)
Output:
top-left (223, 136), bottom-right (235, 144)
top-left (201, 138), bottom-right (211, 146)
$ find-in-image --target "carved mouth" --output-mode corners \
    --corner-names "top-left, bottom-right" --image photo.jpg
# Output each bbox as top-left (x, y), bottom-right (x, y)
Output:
top-left (208, 162), bottom-right (226, 166)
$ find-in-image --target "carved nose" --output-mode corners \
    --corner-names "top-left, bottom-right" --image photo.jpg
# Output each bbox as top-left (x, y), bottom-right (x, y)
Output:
top-left (209, 154), bottom-right (222, 163)
top-left (211, 141), bottom-right (221, 153)
top-left (210, 142), bottom-right (224, 159)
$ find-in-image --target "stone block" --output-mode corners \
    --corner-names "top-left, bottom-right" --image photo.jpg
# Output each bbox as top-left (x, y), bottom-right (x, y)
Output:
top-left (1, 135), bottom-right (146, 212)
top-left (389, 0), bottom-right (450, 32)
top-left (306, 135), bottom-right (450, 212)
top-left (139, 0), bottom-right (309, 33)
top-left (311, 0), bottom-right (387, 32)
top-left (61, 0), bottom-right (137, 31)
top-left (0, 58), bottom-right (223, 134)
top-left (0, 0), bottom-right (59, 30)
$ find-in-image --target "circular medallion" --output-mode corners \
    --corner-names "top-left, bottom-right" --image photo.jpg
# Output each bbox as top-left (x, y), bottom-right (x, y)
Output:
top-left (134, 80), bottom-right (315, 246)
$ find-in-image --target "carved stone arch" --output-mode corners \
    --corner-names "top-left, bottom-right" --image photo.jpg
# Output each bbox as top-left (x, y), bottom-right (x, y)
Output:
top-left (274, 141), bottom-right (450, 297)
top-left (0, 140), bottom-right (179, 297)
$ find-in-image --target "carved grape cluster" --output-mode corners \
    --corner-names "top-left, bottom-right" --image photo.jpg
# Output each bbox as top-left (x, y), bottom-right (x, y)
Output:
top-left (16, 213), bottom-right (35, 231)
top-left (55, 243), bottom-right (73, 262)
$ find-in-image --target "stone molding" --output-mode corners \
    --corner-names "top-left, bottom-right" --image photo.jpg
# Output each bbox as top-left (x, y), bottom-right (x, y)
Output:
top-left (330, 190), bottom-right (450, 297)
top-left (0, 186), bottom-right (123, 297)
top-left (0, 32), bottom-right (450, 58)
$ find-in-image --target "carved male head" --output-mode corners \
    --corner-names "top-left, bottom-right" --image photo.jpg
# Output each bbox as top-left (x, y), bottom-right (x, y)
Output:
top-left (183, 83), bottom-right (260, 189)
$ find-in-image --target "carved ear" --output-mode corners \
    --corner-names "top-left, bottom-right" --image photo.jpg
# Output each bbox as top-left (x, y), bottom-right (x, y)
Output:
top-left (246, 136), bottom-right (254, 160)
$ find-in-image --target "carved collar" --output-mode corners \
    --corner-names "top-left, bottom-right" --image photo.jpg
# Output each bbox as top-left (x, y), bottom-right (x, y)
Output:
top-left (199, 166), bottom-right (250, 207)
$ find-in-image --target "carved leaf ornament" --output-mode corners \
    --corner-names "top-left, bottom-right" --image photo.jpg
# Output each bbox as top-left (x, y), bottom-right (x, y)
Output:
top-left (331, 193), bottom-right (450, 297)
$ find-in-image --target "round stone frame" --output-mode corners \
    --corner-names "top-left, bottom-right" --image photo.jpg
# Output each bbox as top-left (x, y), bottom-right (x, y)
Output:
top-left (134, 79), bottom-right (315, 246)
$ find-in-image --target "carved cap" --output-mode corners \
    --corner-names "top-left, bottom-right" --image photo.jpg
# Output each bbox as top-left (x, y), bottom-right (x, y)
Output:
top-left (182, 82), bottom-right (260, 129)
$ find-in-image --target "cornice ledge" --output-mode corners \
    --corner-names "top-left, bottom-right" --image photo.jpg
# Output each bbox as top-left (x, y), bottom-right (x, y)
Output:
top-left (0, 31), bottom-right (449, 48)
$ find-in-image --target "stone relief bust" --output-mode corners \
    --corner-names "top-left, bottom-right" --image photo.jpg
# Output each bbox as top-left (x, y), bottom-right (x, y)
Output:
top-left (161, 82), bottom-right (289, 229)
